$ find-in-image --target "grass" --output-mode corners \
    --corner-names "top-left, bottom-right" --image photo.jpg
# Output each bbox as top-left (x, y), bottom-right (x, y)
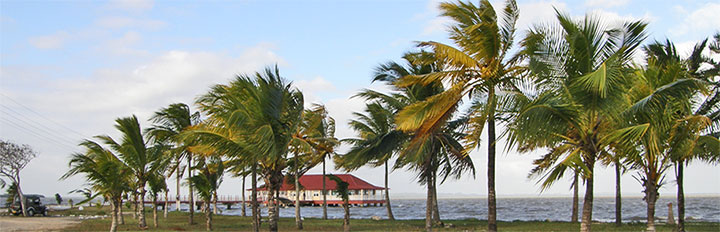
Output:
top-left (52, 206), bottom-right (720, 231)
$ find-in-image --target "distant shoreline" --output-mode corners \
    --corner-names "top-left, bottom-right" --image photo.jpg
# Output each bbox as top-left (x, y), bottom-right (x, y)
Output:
top-left (390, 194), bottom-right (720, 200)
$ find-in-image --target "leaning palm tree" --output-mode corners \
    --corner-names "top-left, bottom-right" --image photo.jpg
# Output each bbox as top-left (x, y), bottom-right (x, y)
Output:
top-left (147, 103), bottom-right (202, 225)
top-left (192, 66), bottom-right (304, 232)
top-left (97, 115), bottom-right (166, 229)
top-left (61, 140), bottom-right (131, 232)
top-left (512, 10), bottom-right (647, 232)
top-left (393, 1), bottom-right (523, 230)
top-left (302, 104), bottom-right (339, 221)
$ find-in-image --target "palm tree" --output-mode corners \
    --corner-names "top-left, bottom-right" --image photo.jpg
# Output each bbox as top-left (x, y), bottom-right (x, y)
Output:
top-left (61, 140), bottom-right (131, 232)
top-left (192, 66), bottom-right (304, 232)
top-left (393, 1), bottom-right (523, 230)
top-left (97, 115), bottom-right (166, 229)
top-left (147, 103), bottom-right (202, 225)
top-left (336, 102), bottom-right (402, 221)
top-left (147, 157), bottom-right (170, 228)
top-left (327, 174), bottom-right (350, 232)
top-left (190, 156), bottom-right (224, 231)
top-left (638, 37), bottom-right (720, 232)
top-left (513, 10), bottom-right (647, 232)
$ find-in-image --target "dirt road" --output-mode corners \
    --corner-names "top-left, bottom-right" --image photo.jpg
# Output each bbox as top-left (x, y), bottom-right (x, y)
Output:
top-left (0, 217), bottom-right (80, 232)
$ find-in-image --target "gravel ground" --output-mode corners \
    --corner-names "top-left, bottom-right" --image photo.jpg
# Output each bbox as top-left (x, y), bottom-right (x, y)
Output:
top-left (0, 216), bottom-right (80, 232)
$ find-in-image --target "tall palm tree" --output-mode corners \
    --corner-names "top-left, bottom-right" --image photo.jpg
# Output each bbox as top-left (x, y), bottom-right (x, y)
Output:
top-left (61, 140), bottom-right (131, 232)
top-left (393, 1), bottom-right (523, 230)
top-left (147, 103), bottom-right (202, 225)
top-left (192, 66), bottom-right (304, 232)
top-left (336, 102), bottom-right (402, 221)
top-left (304, 104), bottom-right (339, 221)
top-left (513, 10), bottom-right (647, 232)
top-left (638, 38), bottom-right (720, 232)
top-left (97, 115), bottom-right (166, 229)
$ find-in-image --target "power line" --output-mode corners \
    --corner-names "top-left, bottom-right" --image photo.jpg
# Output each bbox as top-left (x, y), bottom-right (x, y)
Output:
top-left (0, 107), bottom-right (81, 146)
top-left (0, 105), bottom-right (82, 145)
top-left (0, 93), bottom-right (89, 138)
top-left (0, 117), bottom-right (79, 153)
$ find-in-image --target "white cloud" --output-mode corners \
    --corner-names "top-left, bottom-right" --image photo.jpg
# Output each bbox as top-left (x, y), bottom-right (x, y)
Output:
top-left (517, 0), bottom-right (568, 31)
top-left (99, 31), bottom-right (149, 56)
top-left (95, 16), bottom-right (166, 30)
top-left (584, 0), bottom-right (629, 8)
top-left (670, 3), bottom-right (720, 37)
top-left (28, 31), bottom-right (70, 49)
top-left (108, 0), bottom-right (154, 12)
top-left (417, 0), bottom-right (450, 36)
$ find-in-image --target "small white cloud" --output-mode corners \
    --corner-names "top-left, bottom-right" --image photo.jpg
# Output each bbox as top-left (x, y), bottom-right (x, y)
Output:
top-left (95, 16), bottom-right (166, 30)
top-left (28, 31), bottom-right (70, 49)
top-left (670, 3), bottom-right (720, 37)
top-left (517, 0), bottom-right (568, 31)
top-left (584, 0), bottom-right (629, 8)
top-left (108, 0), bottom-right (154, 12)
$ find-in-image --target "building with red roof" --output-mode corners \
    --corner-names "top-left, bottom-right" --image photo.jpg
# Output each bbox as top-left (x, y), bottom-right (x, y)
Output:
top-left (249, 174), bottom-right (386, 206)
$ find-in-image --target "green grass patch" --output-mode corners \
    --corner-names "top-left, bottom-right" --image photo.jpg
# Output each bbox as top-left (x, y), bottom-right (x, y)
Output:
top-left (58, 206), bottom-right (720, 231)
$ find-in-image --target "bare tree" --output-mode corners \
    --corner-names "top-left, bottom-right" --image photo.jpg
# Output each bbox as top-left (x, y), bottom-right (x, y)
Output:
top-left (0, 140), bottom-right (37, 217)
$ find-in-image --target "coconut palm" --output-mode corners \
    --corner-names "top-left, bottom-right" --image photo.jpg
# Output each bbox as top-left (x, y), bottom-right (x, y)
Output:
top-left (327, 174), bottom-right (350, 232)
top-left (190, 156), bottom-right (224, 231)
top-left (336, 102), bottom-right (402, 221)
top-left (147, 103), bottom-right (202, 225)
top-left (392, 1), bottom-right (523, 230)
top-left (147, 157), bottom-right (171, 228)
top-left (640, 37), bottom-right (720, 232)
top-left (192, 66), bottom-right (304, 232)
top-left (512, 10), bottom-right (647, 232)
top-left (303, 104), bottom-right (339, 221)
top-left (96, 115), bottom-right (166, 229)
top-left (61, 140), bottom-right (131, 232)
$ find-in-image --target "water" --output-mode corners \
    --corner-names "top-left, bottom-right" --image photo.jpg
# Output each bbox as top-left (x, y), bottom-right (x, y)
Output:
top-left (210, 197), bottom-right (719, 222)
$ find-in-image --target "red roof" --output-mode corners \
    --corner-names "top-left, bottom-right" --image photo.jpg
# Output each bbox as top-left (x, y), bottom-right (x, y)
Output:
top-left (253, 174), bottom-right (384, 191)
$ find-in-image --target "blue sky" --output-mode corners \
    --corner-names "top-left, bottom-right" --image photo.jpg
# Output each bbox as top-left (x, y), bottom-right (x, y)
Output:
top-left (1, 0), bottom-right (718, 198)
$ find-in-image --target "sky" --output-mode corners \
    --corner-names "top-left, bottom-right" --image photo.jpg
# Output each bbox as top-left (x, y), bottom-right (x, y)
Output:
top-left (1, 0), bottom-right (718, 199)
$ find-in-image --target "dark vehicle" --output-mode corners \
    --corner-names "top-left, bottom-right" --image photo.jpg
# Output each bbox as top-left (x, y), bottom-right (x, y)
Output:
top-left (8, 194), bottom-right (47, 216)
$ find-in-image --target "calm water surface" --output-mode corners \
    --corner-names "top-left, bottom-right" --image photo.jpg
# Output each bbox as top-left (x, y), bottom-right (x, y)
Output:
top-left (209, 197), bottom-right (719, 222)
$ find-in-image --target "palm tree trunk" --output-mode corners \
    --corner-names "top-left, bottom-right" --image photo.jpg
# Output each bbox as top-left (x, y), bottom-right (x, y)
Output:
top-left (251, 165), bottom-right (259, 232)
top-left (384, 160), bottom-right (395, 220)
top-left (188, 155), bottom-right (195, 225)
top-left (266, 173), bottom-right (281, 232)
top-left (487, 86), bottom-right (497, 232)
top-left (615, 161), bottom-right (622, 226)
top-left (138, 183), bottom-right (147, 228)
top-left (425, 168), bottom-right (433, 232)
top-left (572, 171), bottom-right (579, 223)
top-left (110, 197), bottom-right (118, 232)
top-left (646, 177), bottom-right (658, 232)
top-left (205, 199), bottom-right (212, 231)
top-left (213, 192), bottom-right (218, 215)
top-left (119, 198), bottom-right (125, 224)
top-left (176, 158), bottom-right (181, 212)
top-left (295, 153), bottom-right (303, 230)
top-left (164, 190), bottom-right (169, 218)
top-left (432, 169), bottom-right (442, 227)
top-left (580, 163), bottom-right (594, 232)
top-left (677, 162), bottom-right (685, 232)
top-left (242, 175), bottom-right (247, 217)
top-left (322, 159), bottom-right (328, 220)
top-left (133, 192), bottom-right (138, 219)
top-left (343, 198), bottom-right (350, 232)
top-left (153, 194), bottom-right (158, 228)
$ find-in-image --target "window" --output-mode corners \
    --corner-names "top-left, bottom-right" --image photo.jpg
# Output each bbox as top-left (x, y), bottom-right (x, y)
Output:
top-left (372, 190), bottom-right (376, 195)
top-left (313, 193), bottom-right (318, 196)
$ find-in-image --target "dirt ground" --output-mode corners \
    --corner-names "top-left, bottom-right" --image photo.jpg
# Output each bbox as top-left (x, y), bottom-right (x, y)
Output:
top-left (0, 217), bottom-right (80, 232)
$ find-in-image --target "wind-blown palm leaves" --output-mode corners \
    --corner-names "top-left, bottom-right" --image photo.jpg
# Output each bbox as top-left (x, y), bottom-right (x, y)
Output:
top-left (190, 156), bottom-right (224, 231)
top-left (635, 38), bottom-right (720, 232)
top-left (190, 66), bottom-right (304, 232)
top-left (344, 52), bottom-right (474, 231)
top-left (95, 115), bottom-right (167, 229)
top-left (146, 103), bottom-right (202, 225)
top-left (512, 10), bottom-right (647, 232)
top-left (61, 140), bottom-right (131, 232)
top-left (393, 1), bottom-right (523, 231)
